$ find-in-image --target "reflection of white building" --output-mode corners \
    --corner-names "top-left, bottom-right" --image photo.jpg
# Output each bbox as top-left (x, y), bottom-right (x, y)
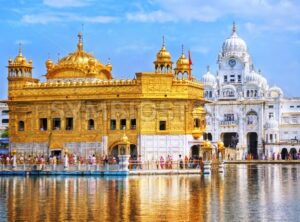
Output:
top-left (0, 103), bottom-right (9, 137)
top-left (201, 23), bottom-right (300, 159)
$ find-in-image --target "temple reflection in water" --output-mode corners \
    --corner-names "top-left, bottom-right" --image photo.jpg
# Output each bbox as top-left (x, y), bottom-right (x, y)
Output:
top-left (1, 165), bottom-right (300, 221)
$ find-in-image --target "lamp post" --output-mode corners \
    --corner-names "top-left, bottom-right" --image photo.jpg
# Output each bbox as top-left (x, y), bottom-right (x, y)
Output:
top-left (118, 129), bottom-right (130, 172)
top-left (202, 140), bottom-right (212, 175)
top-left (217, 141), bottom-right (225, 173)
top-left (64, 148), bottom-right (69, 170)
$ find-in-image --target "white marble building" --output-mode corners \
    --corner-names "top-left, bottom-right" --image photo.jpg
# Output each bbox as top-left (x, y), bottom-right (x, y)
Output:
top-left (0, 103), bottom-right (9, 137)
top-left (201, 23), bottom-right (300, 160)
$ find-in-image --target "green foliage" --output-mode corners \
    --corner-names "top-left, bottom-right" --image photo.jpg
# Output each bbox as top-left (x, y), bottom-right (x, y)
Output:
top-left (1, 127), bottom-right (8, 138)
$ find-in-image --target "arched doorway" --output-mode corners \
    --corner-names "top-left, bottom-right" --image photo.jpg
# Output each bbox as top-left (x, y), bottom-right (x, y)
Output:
top-left (290, 148), bottom-right (297, 160)
top-left (222, 132), bottom-right (239, 148)
top-left (247, 132), bottom-right (258, 159)
top-left (110, 143), bottom-right (137, 157)
top-left (191, 145), bottom-right (200, 158)
top-left (281, 148), bottom-right (288, 160)
top-left (130, 144), bottom-right (137, 158)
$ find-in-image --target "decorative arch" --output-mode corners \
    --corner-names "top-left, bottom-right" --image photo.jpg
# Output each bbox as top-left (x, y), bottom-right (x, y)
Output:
top-left (109, 141), bottom-right (137, 157)
top-left (246, 110), bottom-right (258, 125)
top-left (281, 148), bottom-right (288, 160)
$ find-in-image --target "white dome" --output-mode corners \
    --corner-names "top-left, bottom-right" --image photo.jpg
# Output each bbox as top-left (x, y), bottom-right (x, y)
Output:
top-left (265, 118), bottom-right (279, 130)
top-left (245, 70), bottom-right (261, 85)
top-left (222, 24), bottom-right (247, 56)
top-left (268, 86), bottom-right (283, 98)
top-left (202, 67), bottom-right (216, 86)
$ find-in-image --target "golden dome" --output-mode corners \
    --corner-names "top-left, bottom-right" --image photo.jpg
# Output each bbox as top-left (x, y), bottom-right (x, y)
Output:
top-left (156, 36), bottom-right (172, 63)
top-left (46, 32), bottom-right (112, 80)
top-left (45, 58), bottom-right (53, 70)
top-left (217, 141), bottom-right (224, 149)
top-left (14, 46), bottom-right (27, 64)
top-left (176, 52), bottom-right (189, 69)
top-left (10, 44), bottom-right (32, 68)
top-left (202, 140), bottom-right (211, 149)
top-left (192, 128), bottom-right (203, 139)
top-left (154, 36), bottom-right (173, 73)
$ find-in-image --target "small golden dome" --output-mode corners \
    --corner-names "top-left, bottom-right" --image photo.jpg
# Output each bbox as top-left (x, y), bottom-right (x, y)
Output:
top-left (154, 36), bottom-right (173, 73)
top-left (202, 140), bottom-right (211, 149)
top-left (14, 44), bottom-right (27, 64)
top-left (8, 57), bottom-right (12, 64)
top-left (45, 58), bottom-right (53, 70)
top-left (217, 141), bottom-right (224, 149)
top-left (28, 59), bottom-right (32, 64)
top-left (176, 53), bottom-right (189, 67)
top-left (106, 58), bottom-right (112, 71)
top-left (122, 134), bottom-right (129, 143)
top-left (156, 36), bottom-right (172, 62)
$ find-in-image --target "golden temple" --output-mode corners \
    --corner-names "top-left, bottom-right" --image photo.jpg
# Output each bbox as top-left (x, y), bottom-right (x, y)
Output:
top-left (6, 33), bottom-right (205, 159)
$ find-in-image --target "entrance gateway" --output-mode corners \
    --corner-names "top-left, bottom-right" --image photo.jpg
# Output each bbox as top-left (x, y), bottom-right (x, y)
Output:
top-left (111, 144), bottom-right (137, 157)
top-left (247, 132), bottom-right (258, 159)
top-left (222, 132), bottom-right (239, 148)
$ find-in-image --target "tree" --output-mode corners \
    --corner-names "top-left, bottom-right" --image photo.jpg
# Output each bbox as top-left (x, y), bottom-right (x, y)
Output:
top-left (1, 127), bottom-right (8, 138)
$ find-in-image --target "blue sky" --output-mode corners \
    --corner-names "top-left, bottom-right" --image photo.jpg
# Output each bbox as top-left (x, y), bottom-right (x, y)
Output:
top-left (0, 0), bottom-right (300, 98)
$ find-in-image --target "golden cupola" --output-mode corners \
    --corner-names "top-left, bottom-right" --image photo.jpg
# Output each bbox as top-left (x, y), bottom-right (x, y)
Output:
top-left (7, 44), bottom-right (33, 80)
top-left (174, 45), bottom-right (191, 79)
top-left (154, 36), bottom-right (173, 73)
top-left (45, 32), bottom-right (112, 81)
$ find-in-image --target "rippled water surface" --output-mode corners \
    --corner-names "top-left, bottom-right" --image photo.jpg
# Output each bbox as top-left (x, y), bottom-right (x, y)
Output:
top-left (1, 165), bottom-right (300, 221)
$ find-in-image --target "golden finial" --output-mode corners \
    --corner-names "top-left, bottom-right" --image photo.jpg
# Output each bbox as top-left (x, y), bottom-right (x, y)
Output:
top-left (77, 32), bottom-right (83, 51)
top-left (232, 21), bottom-right (236, 33)
top-left (57, 53), bottom-right (60, 62)
top-left (181, 44), bottom-right (184, 55)
top-left (162, 35), bottom-right (165, 48)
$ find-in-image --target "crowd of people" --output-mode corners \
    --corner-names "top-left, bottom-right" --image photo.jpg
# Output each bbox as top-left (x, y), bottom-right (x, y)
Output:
top-left (0, 153), bottom-right (206, 170)
top-left (2, 151), bottom-right (300, 170)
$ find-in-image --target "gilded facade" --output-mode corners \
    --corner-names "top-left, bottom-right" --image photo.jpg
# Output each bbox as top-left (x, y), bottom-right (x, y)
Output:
top-left (6, 34), bottom-right (205, 159)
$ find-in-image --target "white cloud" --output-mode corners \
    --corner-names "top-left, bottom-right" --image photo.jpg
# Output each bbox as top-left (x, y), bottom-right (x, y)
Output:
top-left (21, 14), bottom-right (61, 24)
top-left (126, 0), bottom-right (300, 32)
top-left (21, 13), bottom-right (118, 24)
top-left (43, 0), bottom-right (92, 8)
top-left (126, 10), bottom-right (174, 23)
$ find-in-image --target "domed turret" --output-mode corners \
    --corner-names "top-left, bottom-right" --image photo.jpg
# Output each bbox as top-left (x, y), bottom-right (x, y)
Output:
top-left (8, 44), bottom-right (33, 80)
top-left (202, 66), bottom-right (216, 87)
top-left (46, 32), bottom-right (112, 81)
top-left (13, 44), bottom-right (28, 65)
top-left (154, 36), bottom-right (173, 73)
top-left (245, 69), bottom-right (263, 86)
top-left (106, 58), bottom-right (112, 72)
top-left (222, 22), bottom-right (248, 57)
top-left (268, 86), bottom-right (283, 98)
top-left (174, 45), bottom-right (191, 79)
top-left (45, 58), bottom-right (53, 71)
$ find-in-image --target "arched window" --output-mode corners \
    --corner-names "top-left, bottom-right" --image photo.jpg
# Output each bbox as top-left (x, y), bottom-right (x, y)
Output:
top-left (18, 121), bottom-right (25, 131)
top-left (88, 119), bottom-right (94, 130)
top-left (209, 91), bottom-right (212, 98)
top-left (194, 118), bottom-right (200, 128)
